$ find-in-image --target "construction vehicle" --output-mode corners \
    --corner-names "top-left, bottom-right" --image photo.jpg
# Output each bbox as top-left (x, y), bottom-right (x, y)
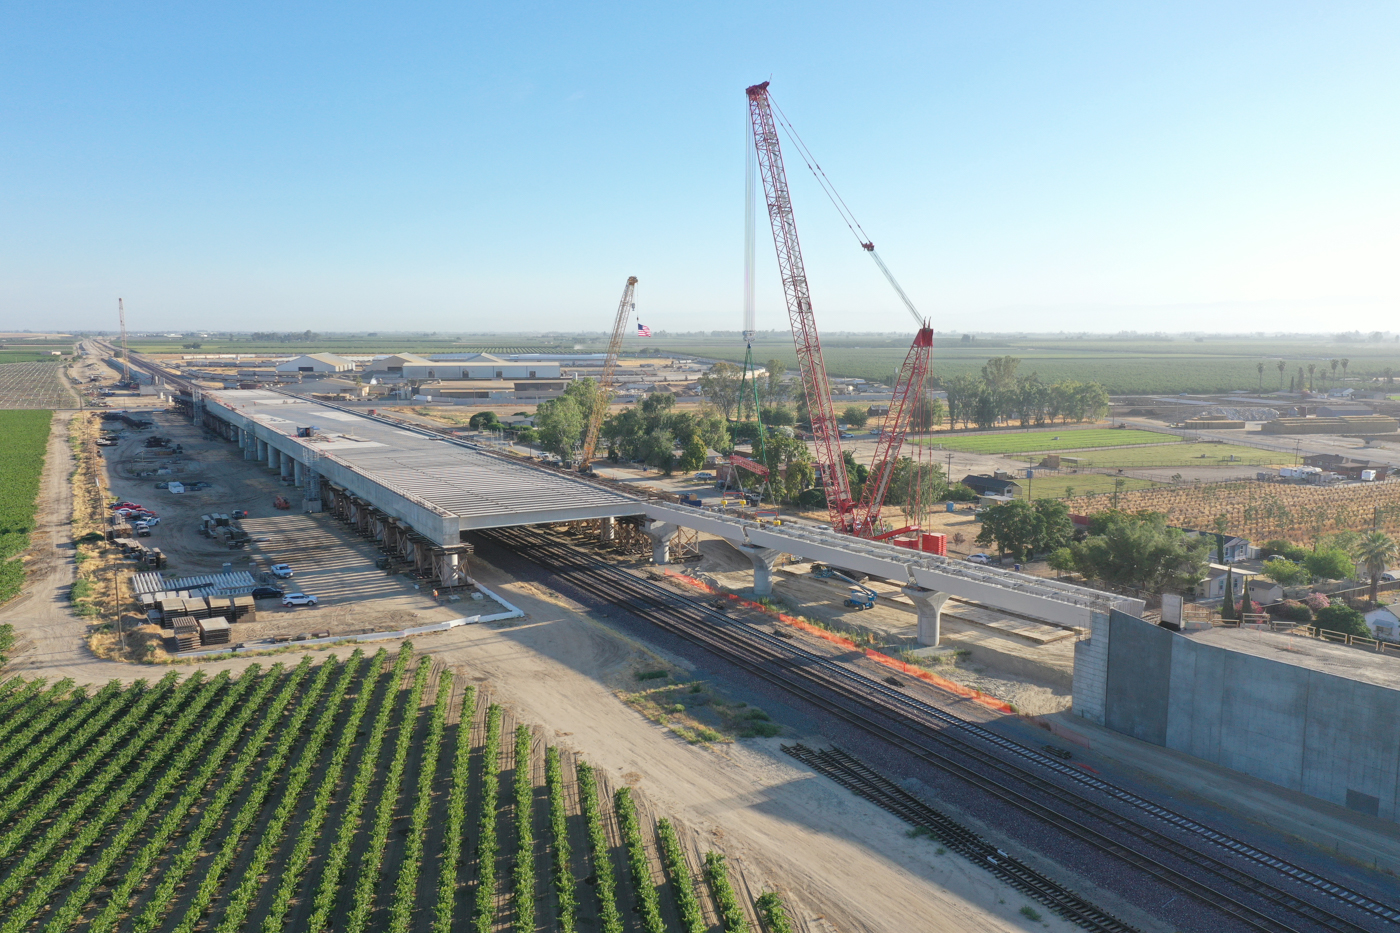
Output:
top-left (811, 564), bottom-right (878, 609)
top-left (578, 276), bottom-right (638, 473)
top-left (273, 495), bottom-right (290, 510)
top-left (747, 81), bottom-right (937, 539)
top-left (746, 82), bottom-right (852, 528)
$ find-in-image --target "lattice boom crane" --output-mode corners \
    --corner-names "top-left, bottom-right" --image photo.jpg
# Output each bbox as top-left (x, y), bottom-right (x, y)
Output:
top-left (746, 81), bottom-right (852, 529)
top-left (579, 275), bottom-right (638, 471)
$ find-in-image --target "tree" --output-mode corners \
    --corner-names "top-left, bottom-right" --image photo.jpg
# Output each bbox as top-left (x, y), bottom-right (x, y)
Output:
top-left (910, 396), bottom-right (944, 431)
top-left (1261, 559), bottom-right (1310, 586)
top-left (1356, 530), bottom-right (1399, 605)
top-left (1314, 604), bottom-right (1369, 639)
top-left (1257, 361), bottom-right (1265, 391)
top-left (976, 499), bottom-right (1040, 562)
top-left (761, 405), bottom-right (795, 426)
top-left (679, 435), bottom-right (707, 472)
top-left (783, 457), bottom-right (815, 504)
top-left (1032, 499), bottom-right (1074, 555)
top-left (885, 457), bottom-right (948, 524)
top-left (1329, 359), bottom-right (1340, 382)
top-left (762, 359), bottom-right (791, 407)
top-left (1303, 547), bottom-right (1355, 582)
top-left (1341, 358), bottom-right (1349, 377)
top-left (981, 356), bottom-right (1021, 423)
top-left (841, 405), bottom-right (869, 429)
top-left (1307, 363), bottom-right (1316, 391)
top-left (534, 397), bottom-right (584, 458)
top-left (641, 428), bottom-right (676, 474)
top-left (698, 362), bottom-right (743, 420)
top-left (1048, 547), bottom-right (1077, 576)
top-left (1066, 512), bottom-right (1210, 594)
top-left (468, 411), bottom-right (500, 430)
top-left (1276, 359), bottom-right (1286, 389)
top-left (943, 374), bottom-right (981, 430)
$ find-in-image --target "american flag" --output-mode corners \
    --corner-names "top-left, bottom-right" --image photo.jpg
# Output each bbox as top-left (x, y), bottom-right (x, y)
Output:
top-left (636, 323), bottom-right (652, 337)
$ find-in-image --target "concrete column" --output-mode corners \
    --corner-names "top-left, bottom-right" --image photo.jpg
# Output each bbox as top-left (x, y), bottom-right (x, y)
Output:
top-left (737, 544), bottom-right (783, 597)
top-left (902, 586), bottom-right (951, 647)
top-left (600, 517), bottom-right (615, 545)
top-left (293, 458), bottom-right (304, 486)
top-left (644, 520), bottom-right (677, 565)
top-left (268, 446), bottom-right (280, 470)
top-left (257, 438), bottom-right (268, 463)
top-left (280, 454), bottom-right (293, 481)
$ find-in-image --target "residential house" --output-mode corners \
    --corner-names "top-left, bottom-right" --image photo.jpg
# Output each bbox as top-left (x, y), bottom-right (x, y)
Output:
top-left (1363, 607), bottom-right (1400, 641)
top-left (1195, 564), bottom-right (1263, 600)
top-left (960, 474), bottom-right (1022, 497)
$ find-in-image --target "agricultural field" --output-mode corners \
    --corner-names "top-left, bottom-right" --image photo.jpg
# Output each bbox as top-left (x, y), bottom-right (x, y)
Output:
top-left (1012, 442), bottom-right (1289, 469)
top-left (0, 647), bottom-right (793, 933)
top-left (1063, 478), bottom-right (1400, 543)
top-left (919, 427), bottom-right (1175, 455)
top-left (1015, 473), bottom-right (1161, 500)
top-left (0, 411), bottom-right (53, 603)
top-left (0, 361), bottom-right (78, 409)
top-left (643, 335), bottom-right (1400, 395)
top-left (0, 351), bottom-right (69, 364)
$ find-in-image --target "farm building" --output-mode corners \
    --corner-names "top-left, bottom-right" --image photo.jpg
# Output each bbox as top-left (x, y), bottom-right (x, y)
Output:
top-left (1300, 453), bottom-right (1391, 480)
top-left (275, 353), bottom-right (355, 374)
top-left (403, 353), bottom-right (562, 381)
top-left (961, 474), bottom-right (1021, 497)
top-left (364, 353), bottom-right (433, 375)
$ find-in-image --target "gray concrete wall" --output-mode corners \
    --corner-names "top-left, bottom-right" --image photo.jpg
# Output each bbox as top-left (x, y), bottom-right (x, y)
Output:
top-left (1077, 611), bottom-right (1400, 822)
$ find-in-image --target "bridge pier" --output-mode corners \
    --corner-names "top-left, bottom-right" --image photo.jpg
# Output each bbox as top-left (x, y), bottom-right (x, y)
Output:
top-left (903, 586), bottom-right (951, 647)
top-left (600, 516), bottom-right (615, 545)
top-left (292, 458), bottom-right (303, 485)
top-left (256, 438), bottom-right (268, 463)
top-left (738, 544), bottom-right (783, 597)
top-left (644, 521), bottom-right (676, 565)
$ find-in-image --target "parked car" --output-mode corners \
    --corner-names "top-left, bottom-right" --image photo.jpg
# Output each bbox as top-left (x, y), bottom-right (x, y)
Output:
top-left (966, 553), bottom-right (993, 564)
top-left (282, 593), bottom-right (318, 607)
top-left (692, 472), bottom-right (714, 481)
top-left (154, 482), bottom-right (168, 489)
top-left (132, 513), bottom-right (159, 524)
top-left (839, 432), bottom-right (855, 438)
top-left (251, 585), bottom-right (285, 599)
top-left (111, 502), bottom-right (142, 511)
top-left (231, 509), bottom-right (249, 519)
top-left (269, 564), bottom-right (294, 578)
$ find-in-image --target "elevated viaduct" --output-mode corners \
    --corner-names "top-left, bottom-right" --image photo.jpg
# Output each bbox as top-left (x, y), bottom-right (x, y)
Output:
top-left (182, 386), bottom-right (1141, 642)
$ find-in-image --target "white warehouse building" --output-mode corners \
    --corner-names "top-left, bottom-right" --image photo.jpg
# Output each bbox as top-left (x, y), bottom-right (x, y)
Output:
top-left (402, 353), bottom-right (561, 381)
top-left (275, 353), bottom-right (356, 374)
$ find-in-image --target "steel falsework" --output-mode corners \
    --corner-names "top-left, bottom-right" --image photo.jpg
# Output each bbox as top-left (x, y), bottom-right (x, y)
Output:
top-left (746, 81), bottom-right (851, 527)
top-left (580, 275), bottom-right (638, 468)
top-left (853, 325), bottom-right (933, 534)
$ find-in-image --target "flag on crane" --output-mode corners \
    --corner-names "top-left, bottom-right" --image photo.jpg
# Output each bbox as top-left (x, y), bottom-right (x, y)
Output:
top-left (636, 323), bottom-right (652, 337)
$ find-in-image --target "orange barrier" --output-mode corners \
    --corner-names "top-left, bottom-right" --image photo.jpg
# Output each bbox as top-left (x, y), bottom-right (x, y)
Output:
top-left (660, 571), bottom-right (1013, 715)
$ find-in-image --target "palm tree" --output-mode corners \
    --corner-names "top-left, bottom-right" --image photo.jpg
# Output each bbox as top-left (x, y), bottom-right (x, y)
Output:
top-left (1341, 358), bottom-right (1350, 378)
top-left (1276, 359), bottom-right (1286, 389)
top-left (1357, 530), bottom-right (1398, 606)
top-left (1257, 361), bottom-right (1265, 391)
top-left (1329, 359), bottom-right (1340, 383)
top-left (1307, 363), bottom-right (1316, 391)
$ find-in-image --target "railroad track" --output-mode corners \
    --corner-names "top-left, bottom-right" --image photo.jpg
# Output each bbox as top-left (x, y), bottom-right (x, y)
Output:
top-left (781, 742), bottom-right (1138, 932)
top-left (483, 526), bottom-right (1395, 933)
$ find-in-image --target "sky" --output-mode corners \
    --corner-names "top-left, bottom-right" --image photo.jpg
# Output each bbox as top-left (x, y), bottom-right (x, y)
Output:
top-left (2, 2), bottom-right (1397, 335)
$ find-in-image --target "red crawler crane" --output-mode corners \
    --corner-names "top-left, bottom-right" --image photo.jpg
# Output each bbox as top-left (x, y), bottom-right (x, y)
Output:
top-left (746, 81), bottom-right (853, 530)
top-left (850, 324), bottom-right (934, 538)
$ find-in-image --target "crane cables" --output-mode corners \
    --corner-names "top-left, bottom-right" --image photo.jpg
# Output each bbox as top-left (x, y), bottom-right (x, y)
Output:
top-left (767, 96), bottom-right (924, 328)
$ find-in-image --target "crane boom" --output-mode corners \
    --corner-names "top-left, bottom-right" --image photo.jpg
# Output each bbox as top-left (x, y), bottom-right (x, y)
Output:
top-left (746, 81), bottom-right (852, 528)
top-left (852, 325), bottom-right (933, 534)
top-left (579, 276), bottom-right (638, 470)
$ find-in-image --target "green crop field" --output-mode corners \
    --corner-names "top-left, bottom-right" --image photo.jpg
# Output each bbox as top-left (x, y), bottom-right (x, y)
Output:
top-left (1013, 442), bottom-right (1289, 469)
top-left (641, 334), bottom-right (1400, 395)
top-left (0, 351), bottom-right (67, 364)
top-left (0, 646), bottom-right (797, 933)
top-left (1017, 473), bottom-right (1162, 500)
top-left (918, 427), bottom-right (1176, 454)
top-left (0, 410), bottom-right (52, 602)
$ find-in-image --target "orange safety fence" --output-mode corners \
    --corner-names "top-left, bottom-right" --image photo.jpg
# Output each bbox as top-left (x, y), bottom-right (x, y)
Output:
top-left (660, 570), bottom-right (1014, 715)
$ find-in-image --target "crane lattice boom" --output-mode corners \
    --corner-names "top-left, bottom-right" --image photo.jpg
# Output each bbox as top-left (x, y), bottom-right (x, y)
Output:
top-left (579, 276), bottom-right (638, 469)
top-left (746, 81), bottom-right (852, 528)
top-left (852, 325), bottom-right (933, 535)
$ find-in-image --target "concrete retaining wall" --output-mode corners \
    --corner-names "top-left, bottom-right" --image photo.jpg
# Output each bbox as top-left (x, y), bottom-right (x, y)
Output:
top-left (1075, 610), bottom-right (1400, 822)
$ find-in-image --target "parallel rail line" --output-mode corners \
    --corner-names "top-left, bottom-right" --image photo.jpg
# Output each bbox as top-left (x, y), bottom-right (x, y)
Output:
top-left (485, 526), bottom-right (1393, 933)
top-left (782, 742), bottom-right (1138, 932)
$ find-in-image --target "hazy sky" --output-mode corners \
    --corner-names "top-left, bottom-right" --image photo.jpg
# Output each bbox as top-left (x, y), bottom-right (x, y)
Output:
top-left (2, 3), bottom-right (1397, 334)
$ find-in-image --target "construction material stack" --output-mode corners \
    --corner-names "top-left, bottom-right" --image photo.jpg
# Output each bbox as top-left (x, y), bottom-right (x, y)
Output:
top-left (168, 617), bottom-right (200, 653)
top-left (196, 617), bottom-right (231, 647)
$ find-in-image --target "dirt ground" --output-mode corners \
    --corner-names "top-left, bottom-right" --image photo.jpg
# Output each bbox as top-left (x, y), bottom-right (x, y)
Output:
top-left (683, 538), bottom-right (1078, 717)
